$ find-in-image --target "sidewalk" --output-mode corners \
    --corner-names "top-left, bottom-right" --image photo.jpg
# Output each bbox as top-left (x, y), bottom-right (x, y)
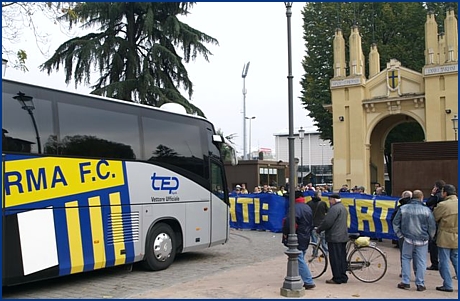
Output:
top-left (131, 240), bottom-right (458, 299)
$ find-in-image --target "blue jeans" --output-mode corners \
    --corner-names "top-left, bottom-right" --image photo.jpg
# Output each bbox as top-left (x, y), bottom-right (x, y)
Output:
top-left (298, 250), bottom-right (315, 285)
top-left (438, 247), bottom-right (458, 290)
top-left (310, 230), bottom-right (328, 255)
top-left (401, 240), bottom-right (428, 286)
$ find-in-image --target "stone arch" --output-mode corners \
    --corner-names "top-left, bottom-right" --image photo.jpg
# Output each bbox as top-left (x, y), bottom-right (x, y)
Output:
top-left (367, 114), bottom-right (426, 189)
top-left (366, 111), bottom-right (427, 146)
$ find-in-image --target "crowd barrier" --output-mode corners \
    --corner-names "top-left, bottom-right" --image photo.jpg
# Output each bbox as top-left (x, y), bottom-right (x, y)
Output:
top-left (229, 191), bottom-right (400, 240)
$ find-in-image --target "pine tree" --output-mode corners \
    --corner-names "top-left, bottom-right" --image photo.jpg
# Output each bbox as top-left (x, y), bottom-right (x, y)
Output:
top-left (40, 2), bottom-right (218, 116)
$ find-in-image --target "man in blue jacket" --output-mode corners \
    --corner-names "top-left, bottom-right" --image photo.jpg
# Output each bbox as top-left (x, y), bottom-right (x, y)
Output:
top-left (393, 190), bottom-right (436, 292)
top-left (282, 190), bottom-right (316, 290)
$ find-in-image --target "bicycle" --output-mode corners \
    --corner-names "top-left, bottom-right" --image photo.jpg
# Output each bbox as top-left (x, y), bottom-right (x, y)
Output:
top-left (307, 231), bottom-right (388, 283)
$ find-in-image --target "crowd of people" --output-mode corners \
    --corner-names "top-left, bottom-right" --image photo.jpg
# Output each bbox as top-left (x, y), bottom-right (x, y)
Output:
top-left (392, 181), bottom-right (458, 292)
top-left (278, 180), bottom-right (458, 293)
top-left (230, 182), bottom-right (393, 196)
top-left (231, 182), bottom-right (333, 196)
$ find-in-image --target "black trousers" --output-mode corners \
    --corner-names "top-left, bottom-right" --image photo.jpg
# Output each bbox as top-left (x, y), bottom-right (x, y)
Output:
top-left (428, 238), bottom-right (439, 268)
top-left (328, 242), bottom-right (348, 283)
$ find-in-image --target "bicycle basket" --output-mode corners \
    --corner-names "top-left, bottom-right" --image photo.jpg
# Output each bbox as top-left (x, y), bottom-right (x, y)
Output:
top-left (355, 236), bottom-right (370, 247)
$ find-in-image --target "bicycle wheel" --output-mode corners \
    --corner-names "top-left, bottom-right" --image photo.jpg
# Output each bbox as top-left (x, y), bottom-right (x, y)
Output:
top-left (348, 246), bottom-right (387, 283)
top-left (307, 242), bottom-right (328, 279)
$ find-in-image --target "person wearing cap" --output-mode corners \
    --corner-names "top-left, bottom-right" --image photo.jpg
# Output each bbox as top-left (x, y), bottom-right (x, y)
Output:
top-left (282, 190), bottom-right (316, 290)
top-left (316, 193), bottom-right (349, 284)
top-left (231, 185), bottom-right (242, 195)
top-left (433, 184), bottom-right (458, 293)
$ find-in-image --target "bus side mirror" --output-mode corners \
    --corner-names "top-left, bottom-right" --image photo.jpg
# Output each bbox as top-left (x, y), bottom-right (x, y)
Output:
top-left (212, 135), bottom-right (224, 143)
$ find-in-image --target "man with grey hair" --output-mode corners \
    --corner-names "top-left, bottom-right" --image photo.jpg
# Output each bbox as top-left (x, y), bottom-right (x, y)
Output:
top-left (433, 184), bottom-right (458, 292)
top-left (401, 190), bottom-right (413, 199)
top-left (357, 186), bottom-right (366, 194)
top-left (393, 189), bottom-right (436, 292)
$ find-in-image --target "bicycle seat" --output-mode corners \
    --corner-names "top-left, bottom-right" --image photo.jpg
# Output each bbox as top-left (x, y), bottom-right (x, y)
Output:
top-left (348, 233), bottom-right (360, 240)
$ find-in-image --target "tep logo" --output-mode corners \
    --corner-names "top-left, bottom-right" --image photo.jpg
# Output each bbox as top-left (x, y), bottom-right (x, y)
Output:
top-left (151, 173), bottom-right (179, 194)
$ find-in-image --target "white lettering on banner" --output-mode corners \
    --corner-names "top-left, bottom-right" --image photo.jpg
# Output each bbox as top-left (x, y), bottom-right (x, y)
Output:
top-left (424, 64), bottom-right (458, 75)
top-left (330, 77), bottom-right (361, 87)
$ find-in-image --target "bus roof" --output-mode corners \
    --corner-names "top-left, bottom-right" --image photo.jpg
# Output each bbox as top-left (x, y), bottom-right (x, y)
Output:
top-left (2, 78), bottom-right (210, 124)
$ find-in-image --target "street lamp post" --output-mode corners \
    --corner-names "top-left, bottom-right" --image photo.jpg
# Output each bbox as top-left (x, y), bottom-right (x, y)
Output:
top-left (298, 127), bottom-right (305, 186)
top-left (242, 62), bottom-right (250, 160)
top-left (308, 133), bottom-right (311, 174)
top-left (319, 143), bottom-right (326, 184)
top-left (280, 2), bottom-right (304, 297)
top-left (245, 116), bottom-right (256, 160)
top-left (452, 114), bottom-right (458, 141)
top-left (13, 92), bottom-right (42, 154)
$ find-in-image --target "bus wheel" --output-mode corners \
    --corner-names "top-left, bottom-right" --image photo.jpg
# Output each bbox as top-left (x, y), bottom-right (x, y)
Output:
top-left (143, 223), bottom-right (176, 271)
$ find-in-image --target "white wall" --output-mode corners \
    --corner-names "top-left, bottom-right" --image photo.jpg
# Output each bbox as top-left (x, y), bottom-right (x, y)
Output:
top-left (274, 128), bottom-right (334, 171)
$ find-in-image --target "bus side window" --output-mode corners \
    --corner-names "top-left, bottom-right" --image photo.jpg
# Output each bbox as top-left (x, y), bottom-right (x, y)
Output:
top-left (211, 161), bottom-right (226, 202)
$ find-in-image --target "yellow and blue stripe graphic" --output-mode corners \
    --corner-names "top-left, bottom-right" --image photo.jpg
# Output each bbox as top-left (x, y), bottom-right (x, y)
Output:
top-left (3, 154), bottom-right (137, 277)
top-left (53, 188), bottom-right (137, 276)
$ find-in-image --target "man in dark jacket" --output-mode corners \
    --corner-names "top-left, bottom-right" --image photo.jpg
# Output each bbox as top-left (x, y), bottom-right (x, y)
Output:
top-left (282, 191), bottom-right (316, 290)
top-left (391, 190), bottom-right (414, 277)
top-left (316, 193), bottom-right (349, 284)
top-left (307, 191), bottom-right (329, 255)
top-left (424, 180), bottom-right (445, 271)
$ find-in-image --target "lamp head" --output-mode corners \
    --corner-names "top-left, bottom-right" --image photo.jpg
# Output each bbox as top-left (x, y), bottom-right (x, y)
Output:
top-left (13, 91), bottom-right (35, 111)
top-left (452, 114), bottom-right (458, 131)
top-left (242, 62), bottom-right (250, 78)
top-left (298, 126), bottom-right (305, 139)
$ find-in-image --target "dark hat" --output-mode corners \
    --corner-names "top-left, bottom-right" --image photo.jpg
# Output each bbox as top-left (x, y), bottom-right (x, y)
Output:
top-left (328, 193), bottom-right (340, 199)
top-left (295, 190), bottom-right (304, 199)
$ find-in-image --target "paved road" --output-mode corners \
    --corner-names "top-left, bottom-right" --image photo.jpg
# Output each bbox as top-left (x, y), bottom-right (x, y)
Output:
top-left (3, 229), bottom-right (286, 299)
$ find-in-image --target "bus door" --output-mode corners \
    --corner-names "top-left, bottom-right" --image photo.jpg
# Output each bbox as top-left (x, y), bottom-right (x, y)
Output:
top-left (209, 159), bottom-right (229, 246)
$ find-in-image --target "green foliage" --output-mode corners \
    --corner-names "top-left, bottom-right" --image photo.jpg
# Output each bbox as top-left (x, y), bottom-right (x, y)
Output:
top-left (384, 122), bottom-right (425, 154)
top-left (16, 50), bottom-right (28, 72)
top-left (383, 122), bottom-right (425, 188)
top-left (300, 2), bottom-right (457, 142)
top-left (40, 2), bottom-right (218, 117)
top-left (216, 128), bottom-right (237, 163)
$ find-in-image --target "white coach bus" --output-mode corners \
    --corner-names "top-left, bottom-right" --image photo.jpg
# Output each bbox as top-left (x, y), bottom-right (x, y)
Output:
top-left (2, 79), bottom-right (235, 286)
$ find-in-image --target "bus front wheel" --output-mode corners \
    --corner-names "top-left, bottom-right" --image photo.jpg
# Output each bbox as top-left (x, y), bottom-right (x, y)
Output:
top-left (143, 223), bottom-right (176, 271)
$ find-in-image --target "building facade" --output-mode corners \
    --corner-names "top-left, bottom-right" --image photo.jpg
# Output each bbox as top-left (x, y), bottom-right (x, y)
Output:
top-left (330, 10), bottom-right (458, 193)
top-left (274, 127), bottom-right (334, 186)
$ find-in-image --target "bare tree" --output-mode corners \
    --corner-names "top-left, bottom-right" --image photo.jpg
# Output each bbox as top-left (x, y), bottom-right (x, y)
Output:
top-left (2, 2), bottom-right (76, 71)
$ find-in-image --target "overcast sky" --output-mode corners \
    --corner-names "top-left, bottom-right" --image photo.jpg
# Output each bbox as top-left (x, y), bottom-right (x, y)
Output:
top-left (3, 2), bottom-right (314, 155)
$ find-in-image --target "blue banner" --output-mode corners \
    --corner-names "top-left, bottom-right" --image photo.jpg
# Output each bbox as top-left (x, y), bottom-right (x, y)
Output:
top-left (229, 192), bottom-right (400, 240)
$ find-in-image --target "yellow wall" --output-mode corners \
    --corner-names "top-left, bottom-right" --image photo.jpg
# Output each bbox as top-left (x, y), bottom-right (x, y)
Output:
top-left (330, 11), bottom-right (458, 192)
